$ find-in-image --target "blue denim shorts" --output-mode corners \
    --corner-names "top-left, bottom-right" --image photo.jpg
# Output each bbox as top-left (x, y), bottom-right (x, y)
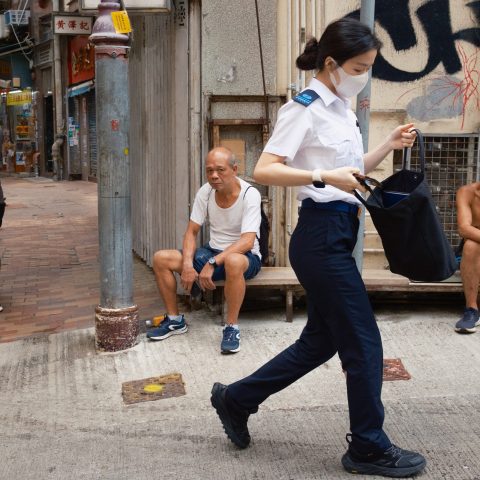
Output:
top-left (185, 244), bottom-right (261, 281)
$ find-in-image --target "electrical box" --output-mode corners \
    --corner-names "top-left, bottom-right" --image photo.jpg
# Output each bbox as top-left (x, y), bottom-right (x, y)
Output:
top-left (4, 10), bottom-right (30, 26)
top-left (0, 15), bottom-right (10, 38)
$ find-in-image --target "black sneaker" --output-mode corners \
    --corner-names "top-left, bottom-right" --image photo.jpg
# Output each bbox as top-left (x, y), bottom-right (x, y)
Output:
top-left (210, 382), bottom-right (251, 449)
top-left (342, 441), bottom-right (426, 478)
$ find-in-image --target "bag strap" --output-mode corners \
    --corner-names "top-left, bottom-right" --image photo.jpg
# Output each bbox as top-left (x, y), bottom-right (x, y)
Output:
top-left (402, 128), bottom-right (425, 173)
top-left (354, 182), bottom-right (383, 208)
top-left (354, 174), bottom-right (383, 208)
top-left (353, 190), bottom-right (368, 206)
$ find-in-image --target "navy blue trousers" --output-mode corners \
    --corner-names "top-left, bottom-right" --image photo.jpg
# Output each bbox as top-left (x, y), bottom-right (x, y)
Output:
top-left (227, 206), bottom-right (391, 454)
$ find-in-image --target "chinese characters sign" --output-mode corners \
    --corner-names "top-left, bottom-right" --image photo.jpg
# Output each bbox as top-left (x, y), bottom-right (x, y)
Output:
top-left (68, 36), bottom-right (95, 86)
top-left (111, 11), bottom-right (132, 34)
top-left (7, 90), bottom-right (32, 106)
top-left (54, 15), bottom-right (93, 35)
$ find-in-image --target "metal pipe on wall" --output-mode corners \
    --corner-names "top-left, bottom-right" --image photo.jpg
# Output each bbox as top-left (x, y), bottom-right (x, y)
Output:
top-left (286, 0), bottom-right (293, 239)
top-left (352, 0), bottom-right (375, 272)
top-left (300, 0), bottom-right (306, 90)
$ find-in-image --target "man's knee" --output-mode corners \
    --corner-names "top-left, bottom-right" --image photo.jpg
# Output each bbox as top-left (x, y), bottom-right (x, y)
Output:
top-left (153, 249), bottom-right (181, 272)
top-left (462, 240), bottom-right (480, 264)
top-left (224, 253), bottom-right (248, 276)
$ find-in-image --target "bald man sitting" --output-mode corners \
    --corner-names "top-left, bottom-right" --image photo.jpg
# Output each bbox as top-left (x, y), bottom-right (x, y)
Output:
top-left (147, 147), bottom-right (263, 353)
top-left (455, 182), bottom-right (480, 333)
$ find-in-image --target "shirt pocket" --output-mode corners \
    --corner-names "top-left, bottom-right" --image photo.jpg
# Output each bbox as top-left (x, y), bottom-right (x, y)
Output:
top-left (315, 128), bottom-right (357, 169)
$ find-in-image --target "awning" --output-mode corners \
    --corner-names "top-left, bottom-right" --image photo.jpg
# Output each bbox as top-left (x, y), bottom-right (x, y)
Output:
top-left (67, 80), bottom-right (94, 97)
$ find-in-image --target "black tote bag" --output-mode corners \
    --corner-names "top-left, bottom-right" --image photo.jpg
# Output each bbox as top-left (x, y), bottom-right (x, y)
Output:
top-left (354, 129), bottom-right (457, 282)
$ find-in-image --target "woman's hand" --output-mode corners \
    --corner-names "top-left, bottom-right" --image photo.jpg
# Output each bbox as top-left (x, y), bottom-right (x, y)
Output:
top-left (322, 166), bottom-right (365, 193)
top-left (388, 123), bottom-right (416, 150)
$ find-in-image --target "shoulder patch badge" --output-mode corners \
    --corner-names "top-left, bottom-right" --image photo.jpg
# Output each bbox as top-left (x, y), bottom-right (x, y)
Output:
top-left (293, 89), bottom-right (320, 107)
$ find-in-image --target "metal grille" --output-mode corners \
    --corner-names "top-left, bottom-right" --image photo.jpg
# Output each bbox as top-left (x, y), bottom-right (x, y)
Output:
top-left (393, 134), bottom-right (480, 249)
top-left (87, 90), bottom-right (97, 178)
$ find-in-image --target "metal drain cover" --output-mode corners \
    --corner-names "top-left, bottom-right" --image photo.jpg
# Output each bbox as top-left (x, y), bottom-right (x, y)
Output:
top-left (383, 358), bottom-right (411, 381)
top-left (122, 373), bottom-right (186, 404)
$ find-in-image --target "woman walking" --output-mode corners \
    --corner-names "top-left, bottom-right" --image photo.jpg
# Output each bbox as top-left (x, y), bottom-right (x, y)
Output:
top-left (211, 17), bottom-right (426, 478)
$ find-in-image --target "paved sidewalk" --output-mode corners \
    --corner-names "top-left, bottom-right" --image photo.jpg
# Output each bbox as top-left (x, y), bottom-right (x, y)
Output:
top-left (0, 176), bottom-right (478, 480)
top-left (0, 176), bottom-right (162, 342)
top-left (0, 304), bottom-right (479, 480)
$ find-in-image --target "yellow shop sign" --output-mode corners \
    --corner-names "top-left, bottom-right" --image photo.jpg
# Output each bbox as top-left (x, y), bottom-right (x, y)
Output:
top-left (7, 89), bottom-right (32, 106)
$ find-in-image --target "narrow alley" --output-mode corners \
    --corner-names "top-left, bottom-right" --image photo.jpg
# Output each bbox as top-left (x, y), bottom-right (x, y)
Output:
top-left (0, 176), bottom-right (161, 343)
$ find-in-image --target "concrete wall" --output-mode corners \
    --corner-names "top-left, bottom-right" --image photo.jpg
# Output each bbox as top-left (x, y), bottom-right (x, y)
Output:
top-left (273, 0), bottom-right (479, 269)
top-left (320, 0), bottom-right (480, 135)
top-left (202, 0), bottom-right (277, 95)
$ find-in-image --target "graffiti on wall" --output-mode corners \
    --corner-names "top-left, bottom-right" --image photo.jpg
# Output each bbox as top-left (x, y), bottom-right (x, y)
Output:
top-left (349, 0), bottom-right (480, 126)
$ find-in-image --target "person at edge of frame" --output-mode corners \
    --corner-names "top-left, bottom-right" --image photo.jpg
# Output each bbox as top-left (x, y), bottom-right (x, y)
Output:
top-left (454, 182), bottom-right (480, 333)
top-left (147, 147), bottom-right (262, 354)
top-left (210, 17), bottom-right (427, 478)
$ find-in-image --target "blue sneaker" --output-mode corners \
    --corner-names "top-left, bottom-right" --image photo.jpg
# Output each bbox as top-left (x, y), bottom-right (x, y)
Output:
top-left (455, 308), bottom-right (479, 334)
top-left (146, 315), bottom-right (187, 340)
top-left (221, 325), bottom-right (240, 354)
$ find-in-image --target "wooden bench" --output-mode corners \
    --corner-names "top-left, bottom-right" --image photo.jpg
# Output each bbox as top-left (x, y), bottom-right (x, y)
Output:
top-left (214, 266), bottom-right (463, 324)
top-left (214, 267), bottom-right (302, 323)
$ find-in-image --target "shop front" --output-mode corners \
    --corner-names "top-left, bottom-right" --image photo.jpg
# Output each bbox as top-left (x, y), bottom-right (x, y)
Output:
top-left (0, 53), bottom-right (37, 175)
top-left (66, 34), bottom-right (96, 181)
top-left (5, 89), bottom-right (37, 174)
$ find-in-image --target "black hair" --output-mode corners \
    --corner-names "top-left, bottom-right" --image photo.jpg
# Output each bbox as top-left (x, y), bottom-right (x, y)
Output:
top-left (296, 17), bottom-right (382, 71)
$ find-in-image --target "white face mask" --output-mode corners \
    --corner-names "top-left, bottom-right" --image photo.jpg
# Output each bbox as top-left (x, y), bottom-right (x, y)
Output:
top-left (329, 63), bottom-right (369, 98)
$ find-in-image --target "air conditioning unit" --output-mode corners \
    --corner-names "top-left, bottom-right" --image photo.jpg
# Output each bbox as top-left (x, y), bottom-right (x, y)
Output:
top-left (4, 10), bottom-right (30, 26)
top-left (0, 15), bottom-right (10, 39)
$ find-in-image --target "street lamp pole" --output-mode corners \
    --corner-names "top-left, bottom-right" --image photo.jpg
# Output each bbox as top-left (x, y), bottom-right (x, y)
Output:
top-left (90, 0), bottom-right (138, 352)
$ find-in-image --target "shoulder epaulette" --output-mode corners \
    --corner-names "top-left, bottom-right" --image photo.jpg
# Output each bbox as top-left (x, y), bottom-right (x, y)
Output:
top-left (293, 89), bottom-right (320, 107)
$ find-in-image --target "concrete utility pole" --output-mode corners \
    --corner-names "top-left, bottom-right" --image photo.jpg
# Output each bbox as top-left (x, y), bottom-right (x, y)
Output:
top-left (90, 0), bottom-right (138, 352)
top-left (352, 0), bottom-right (375, 273)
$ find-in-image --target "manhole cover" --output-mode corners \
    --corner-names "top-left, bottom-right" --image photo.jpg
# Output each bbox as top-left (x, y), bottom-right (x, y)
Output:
top-left (383, 358), bottom-right (411, 381)
top-left (122, 373), bottom-right (186, 405)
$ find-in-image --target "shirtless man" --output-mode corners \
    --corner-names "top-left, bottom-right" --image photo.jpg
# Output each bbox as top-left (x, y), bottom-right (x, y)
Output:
top-left (455, 182), bottom-right (480, 333)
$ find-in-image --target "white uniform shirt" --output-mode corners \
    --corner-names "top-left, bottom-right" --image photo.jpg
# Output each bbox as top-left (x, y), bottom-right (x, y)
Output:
top-left (190, 178), bottom-right (262, 258)
top-left (264, 77), bottom-right (364, 205)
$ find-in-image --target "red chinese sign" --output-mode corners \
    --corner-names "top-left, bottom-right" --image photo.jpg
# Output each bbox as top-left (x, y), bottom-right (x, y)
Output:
top-left (68, 36), bottom-right (95, 86)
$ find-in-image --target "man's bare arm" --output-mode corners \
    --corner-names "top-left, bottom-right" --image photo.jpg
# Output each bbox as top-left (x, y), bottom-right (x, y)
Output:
top-left (457, 187), bottom-right (480, 243)
top-left (180, 221), bottom-right (201, 291)
top-left (197, 232), bottom-right (256, 291)
top-left (212, 232), bottom-right (256, 266)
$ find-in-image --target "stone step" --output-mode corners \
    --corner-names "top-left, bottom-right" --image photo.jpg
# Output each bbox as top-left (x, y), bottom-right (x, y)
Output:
top-left (362, 248), bottom-right (389, 270)
top-left (364, 230), bottom-right (383, 249)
